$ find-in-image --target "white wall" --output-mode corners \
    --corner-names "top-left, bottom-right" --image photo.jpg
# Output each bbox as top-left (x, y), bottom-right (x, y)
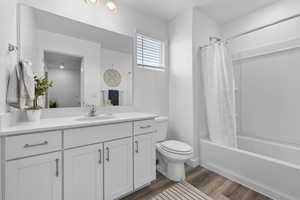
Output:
top-left (222, 0), bottom-right (300, 146)
top-left (101, 48), bottom-right (132, 106)
top-left (134, 66), bottom-right (169, 115)
top-left (168, 8), bottom-right (221, 164)
top-left (0, 0), bottom-right (169, 116)
top-left (38, 30), bottom-right (101, 106)
top-left (168, 9), bottom-right (194, 149)
top-left (19, 5), bottom-right (39, 71)
top-left (0, 1), bottom-right (17, 114)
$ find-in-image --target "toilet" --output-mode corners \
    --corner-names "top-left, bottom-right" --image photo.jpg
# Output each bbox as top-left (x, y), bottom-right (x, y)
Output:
top-left (155, 116), bottom-right (193, 182)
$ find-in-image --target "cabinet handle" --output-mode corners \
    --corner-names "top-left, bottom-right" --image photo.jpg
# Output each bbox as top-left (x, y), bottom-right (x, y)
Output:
top-left (98, 149), bottom-right (102, 164)
top-left (106, 147), bottom-right (110, 162)
top-left (55, 158), bottom-right (59, 177)
top-left (24, 141), bottom-right (48, 148)
top-left (135, 141), bottom-right (139, 153)
top-left (140, 125), bottom-right (152, 129)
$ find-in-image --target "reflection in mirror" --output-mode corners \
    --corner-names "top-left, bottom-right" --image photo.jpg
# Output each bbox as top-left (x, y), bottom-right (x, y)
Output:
top-left (18, 4), bottom-right (133, 108)
top-left (44, 51), bottom-right (82, 108)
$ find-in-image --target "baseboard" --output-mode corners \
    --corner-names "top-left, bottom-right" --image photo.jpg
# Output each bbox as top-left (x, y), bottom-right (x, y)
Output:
top-left (202, 162), bottom-right (295, 200)
top-left (186, 157), bottom-right (200, 168)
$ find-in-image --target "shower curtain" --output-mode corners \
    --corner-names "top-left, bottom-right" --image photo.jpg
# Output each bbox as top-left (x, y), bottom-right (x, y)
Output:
top-left (201, 43), bottom-right (237, 147)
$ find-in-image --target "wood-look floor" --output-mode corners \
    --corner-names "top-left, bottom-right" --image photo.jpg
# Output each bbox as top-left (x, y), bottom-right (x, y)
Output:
top-left (122, 166), bottom-right (272, 200)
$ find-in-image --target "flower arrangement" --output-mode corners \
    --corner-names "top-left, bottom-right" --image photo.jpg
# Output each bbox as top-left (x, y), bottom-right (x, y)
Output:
top-left (30, 76), bottom-right (53, 110)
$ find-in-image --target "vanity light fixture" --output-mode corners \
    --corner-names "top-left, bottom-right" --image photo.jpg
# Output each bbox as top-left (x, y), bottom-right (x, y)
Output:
top-left (106, 0), bottom-right (117, 12)
top-left (84, 0), bottom-right (117, 12)
top-left (85, 0), bottom-right (99, 6)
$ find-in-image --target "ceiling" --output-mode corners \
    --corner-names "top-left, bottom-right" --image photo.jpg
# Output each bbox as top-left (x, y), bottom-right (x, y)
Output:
top-left (120, 0), bottom-right (279, 23)
top-left (199, 0), bottom-right (280, 24)
top-left (34, 9), bottom-right (133, 54)
top-left (120, 0), bottom-right (208, 21)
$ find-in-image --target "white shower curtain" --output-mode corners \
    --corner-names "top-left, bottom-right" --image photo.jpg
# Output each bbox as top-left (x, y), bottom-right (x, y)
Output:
top-left (201, 43), bottom-right (237, 147)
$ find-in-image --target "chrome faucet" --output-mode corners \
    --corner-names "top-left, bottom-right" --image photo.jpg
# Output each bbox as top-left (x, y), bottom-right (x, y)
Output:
top-left (87, 104), bottom-right (97, 117)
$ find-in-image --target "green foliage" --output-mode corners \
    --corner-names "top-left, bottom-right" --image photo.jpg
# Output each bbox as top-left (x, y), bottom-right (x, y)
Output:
top-left (32, 76), bottom-right (53, 109)
top-left (34, 76), bottom-right (53, 97)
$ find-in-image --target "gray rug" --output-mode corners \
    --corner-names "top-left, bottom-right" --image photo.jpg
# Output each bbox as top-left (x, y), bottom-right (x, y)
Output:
top-left (152, 181), bottom-right (214, 200)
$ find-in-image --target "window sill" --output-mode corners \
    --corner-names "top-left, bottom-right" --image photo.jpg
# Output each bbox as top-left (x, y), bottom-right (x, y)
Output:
top-left (137, 65), bottom-right (166, 72)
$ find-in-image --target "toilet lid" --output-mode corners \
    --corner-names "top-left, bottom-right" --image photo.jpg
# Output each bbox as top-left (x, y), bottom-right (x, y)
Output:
top-left (160, 140), bottom-right (193, 154)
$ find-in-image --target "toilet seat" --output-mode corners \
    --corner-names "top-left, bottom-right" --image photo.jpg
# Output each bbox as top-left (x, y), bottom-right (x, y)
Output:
top-left (160, 140), bottom-right (193, 155)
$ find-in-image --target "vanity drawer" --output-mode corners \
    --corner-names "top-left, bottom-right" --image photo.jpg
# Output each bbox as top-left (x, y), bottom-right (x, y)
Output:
top-left (64, 122), bottom-right (132, 148)
top-left (134, 120), bottom-right (156, 135)
top-left (5, 131), bottom-right (62, 160)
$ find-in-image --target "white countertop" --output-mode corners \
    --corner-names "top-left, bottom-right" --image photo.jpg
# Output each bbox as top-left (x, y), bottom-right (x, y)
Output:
top-left (0, 112), bottom-right (158, 137)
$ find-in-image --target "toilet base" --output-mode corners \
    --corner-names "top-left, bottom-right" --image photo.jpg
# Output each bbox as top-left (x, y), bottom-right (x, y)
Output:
top-left (157, 151), bottom-right (187, 182)
top-left (167, 162), bottom-right (186, 181)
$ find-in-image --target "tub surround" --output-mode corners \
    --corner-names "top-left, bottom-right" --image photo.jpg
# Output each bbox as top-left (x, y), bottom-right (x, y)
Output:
top-left (0, 112), bottom-right (158, 200)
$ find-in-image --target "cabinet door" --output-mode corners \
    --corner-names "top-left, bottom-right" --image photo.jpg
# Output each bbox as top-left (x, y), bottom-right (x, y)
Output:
top-left (104, 138), bottom-right (133, 200)
top-left (6, 152), bottom-right (62, 200)
top-left (64, 144), bottom-right (103, 200)
top-left (134, 133), bottom-right (156, 189)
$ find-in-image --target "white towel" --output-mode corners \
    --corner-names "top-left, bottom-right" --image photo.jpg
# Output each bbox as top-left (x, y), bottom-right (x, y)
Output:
top-left (6, 65), bottom-right (20, 108)
top-left (19, 61), bottom-right (35, 108)
top-left (7, 61), bottom-right (35, 109)
top-left (102, 90), bottom-right (109, 105)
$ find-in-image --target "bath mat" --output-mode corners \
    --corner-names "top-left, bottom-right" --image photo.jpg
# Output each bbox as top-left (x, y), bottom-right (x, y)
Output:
top-left (151, 181), bottom-right (214, 200)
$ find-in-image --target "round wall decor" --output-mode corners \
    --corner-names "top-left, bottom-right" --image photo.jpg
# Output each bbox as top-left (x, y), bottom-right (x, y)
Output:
top-left (103, 69), bottom-right (122, 87)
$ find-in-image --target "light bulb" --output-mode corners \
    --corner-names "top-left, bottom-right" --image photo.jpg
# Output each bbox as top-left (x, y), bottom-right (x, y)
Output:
top-left (106, 0), bottom-right (117, 12)
top-left (59, 65), bottom-right (65, 69)
top-left (85, 0), bottom-right (99, 6)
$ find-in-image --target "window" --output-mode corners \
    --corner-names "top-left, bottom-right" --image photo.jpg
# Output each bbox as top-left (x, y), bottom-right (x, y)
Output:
top-left (136, 33), bottom-right (164, 69)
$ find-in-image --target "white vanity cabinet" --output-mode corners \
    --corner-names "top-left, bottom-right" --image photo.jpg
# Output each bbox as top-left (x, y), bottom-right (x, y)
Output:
top-left (133, 133), bottom-right (156, 190)
top-left (5, 152), bottom-right (62, 200)
top-left (64, 144), bottom-right (104, 200)
top-left (64, 137), bottom-right (134, 200)
top-left (1, 116), bottom-right (157, 200)
top-left (104, 138), bottom-right (133, 200)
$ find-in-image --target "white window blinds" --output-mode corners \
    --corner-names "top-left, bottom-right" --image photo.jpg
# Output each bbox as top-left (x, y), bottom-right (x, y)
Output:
top-left (137, 34), bottom-right (163, 69)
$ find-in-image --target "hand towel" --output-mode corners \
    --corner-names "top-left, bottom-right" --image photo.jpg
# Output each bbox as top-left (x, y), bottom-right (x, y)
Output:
top-left (108, 90), bottom-right (119, 106)
top-left (19, 61), bottom-right (35, 108)
top-left (102, 90), bottom-right (109, 105)
top-left (6, 65), bottom-right (20, 108)
top-left (6, 61), bottom-right (35, 109)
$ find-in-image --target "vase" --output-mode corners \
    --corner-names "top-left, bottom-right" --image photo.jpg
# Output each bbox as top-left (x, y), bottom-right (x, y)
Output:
top-left (26, 109), bottom-right (42, 122)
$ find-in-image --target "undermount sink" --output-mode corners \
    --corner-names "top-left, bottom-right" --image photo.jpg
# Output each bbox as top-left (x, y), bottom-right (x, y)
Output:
top-left (75, 114), bottom-right (115, 122)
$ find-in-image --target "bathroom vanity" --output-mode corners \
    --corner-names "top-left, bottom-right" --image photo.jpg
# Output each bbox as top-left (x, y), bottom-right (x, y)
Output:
top-left (0, 112), bottom-right (157, 200)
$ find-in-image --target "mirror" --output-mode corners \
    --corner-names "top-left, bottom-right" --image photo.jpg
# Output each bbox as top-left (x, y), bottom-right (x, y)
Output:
top-left (18, 4), bottom-right (133, 108)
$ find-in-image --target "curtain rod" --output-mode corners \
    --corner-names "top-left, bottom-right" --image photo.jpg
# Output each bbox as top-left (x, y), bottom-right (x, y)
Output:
top-left (200, 13), bottom-right (300, 49)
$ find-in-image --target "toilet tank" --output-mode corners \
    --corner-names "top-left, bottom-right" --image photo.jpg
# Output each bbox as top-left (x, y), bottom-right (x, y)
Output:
top-left (155, 116), bottom-right (168, 142)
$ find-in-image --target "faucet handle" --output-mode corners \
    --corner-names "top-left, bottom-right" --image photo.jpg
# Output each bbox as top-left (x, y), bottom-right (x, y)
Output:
top-left (85, 104), bottom-right (97, 117)
top-left (85, 103), bottom-right (94, 108)
top-left (91, 105), bottom-right (96, 111)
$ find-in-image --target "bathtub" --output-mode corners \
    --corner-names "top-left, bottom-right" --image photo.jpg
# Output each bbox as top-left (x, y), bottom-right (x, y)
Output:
top-left (238, 136), bottom-right (300, 166)
top-left (199, 137), bottom-right (300, 200)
